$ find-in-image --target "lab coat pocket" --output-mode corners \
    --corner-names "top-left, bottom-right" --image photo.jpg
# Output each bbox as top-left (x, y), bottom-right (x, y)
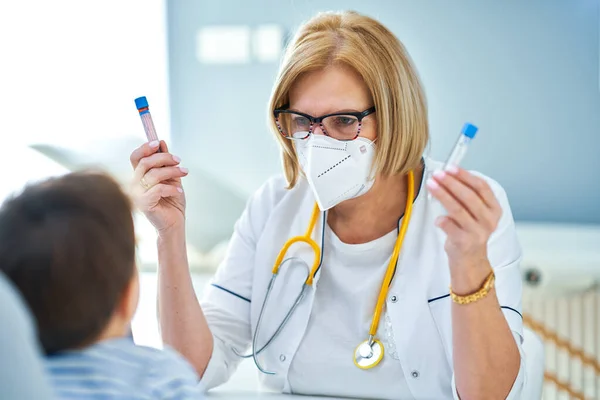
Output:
top-left (427, 295), bottom-right (453, 370)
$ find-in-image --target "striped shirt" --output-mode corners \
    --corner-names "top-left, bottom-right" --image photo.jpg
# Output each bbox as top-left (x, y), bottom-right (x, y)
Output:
top-left (45, 337), bottom-right (205, 399)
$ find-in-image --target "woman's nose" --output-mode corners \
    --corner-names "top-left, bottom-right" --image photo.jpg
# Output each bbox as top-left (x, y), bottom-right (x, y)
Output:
top-left (312, 124), bottom-right (326, 136)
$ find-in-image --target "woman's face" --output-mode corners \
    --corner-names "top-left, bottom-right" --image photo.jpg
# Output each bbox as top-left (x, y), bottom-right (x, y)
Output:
top-left (288, 64), bottom-right (377, 141)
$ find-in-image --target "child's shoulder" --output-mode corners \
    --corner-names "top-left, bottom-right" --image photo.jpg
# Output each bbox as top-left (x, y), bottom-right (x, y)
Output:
top-left (139, 344), bottom-right (204, 397)
top-left (107, 339), bottom-right (204, 396)
top-left (86, 339), bottom-right (199, 381)
top-left (110, 340), bottom-right (197, 376)
top-left (145, 344), bottom-right (198, 376)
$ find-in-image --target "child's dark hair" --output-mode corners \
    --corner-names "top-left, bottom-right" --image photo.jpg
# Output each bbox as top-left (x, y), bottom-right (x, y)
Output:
top-left (0, 171), bottom-right (136, 354)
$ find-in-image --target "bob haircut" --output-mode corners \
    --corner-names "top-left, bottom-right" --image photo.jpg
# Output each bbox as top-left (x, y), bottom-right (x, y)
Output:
top-left (268, 10), bottom-right (429, 188)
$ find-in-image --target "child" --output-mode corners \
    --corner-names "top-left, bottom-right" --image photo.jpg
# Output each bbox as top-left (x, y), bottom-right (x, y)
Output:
top-left (0, 171), bottom-right (204, 399)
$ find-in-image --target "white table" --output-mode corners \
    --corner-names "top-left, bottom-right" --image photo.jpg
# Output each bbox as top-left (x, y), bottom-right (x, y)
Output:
top-left (207, 392), bottom-right (349, 399)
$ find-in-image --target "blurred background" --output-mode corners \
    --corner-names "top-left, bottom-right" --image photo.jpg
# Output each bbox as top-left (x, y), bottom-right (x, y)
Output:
top-left (1, 0), bottom-right (599, 398)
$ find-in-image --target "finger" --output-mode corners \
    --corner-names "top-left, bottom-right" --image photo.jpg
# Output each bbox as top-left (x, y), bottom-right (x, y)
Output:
top-left (444, 167), bottom-right (502, 231)
top-left (144, 183), bottom-right (183, 207)
top-left (130, 140), bottom-right (161, 169)
top-left (133, 153), bottom-right (182, 183)
top-left (160, 140), bottom-right (169, 153)
top-left (432, 171), bottom-right (487, 222)
top-left (427, 177), bottom-right (477, 230)
top-left (445, 166), bottom-right (498, 210)
top-left (435, 215), bottom-right (462, 238)
top-left (143, 166), bottom-right (189, 187)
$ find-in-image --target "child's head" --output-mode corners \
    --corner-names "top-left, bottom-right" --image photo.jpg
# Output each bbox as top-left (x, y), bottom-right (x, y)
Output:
top-left (0, 171), bottom-right (139, 354)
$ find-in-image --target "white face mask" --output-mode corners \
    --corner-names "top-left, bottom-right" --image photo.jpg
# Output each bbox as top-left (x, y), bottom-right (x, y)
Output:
top-left (295, 134), bottom-right (377, 211)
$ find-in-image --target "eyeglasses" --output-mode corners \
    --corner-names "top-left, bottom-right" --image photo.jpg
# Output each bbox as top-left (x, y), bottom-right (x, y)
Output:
top-left (273, 106), bottom-right (376, 141)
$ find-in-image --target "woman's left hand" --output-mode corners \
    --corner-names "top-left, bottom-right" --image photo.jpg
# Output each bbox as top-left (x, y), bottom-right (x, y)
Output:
top-left (426, 166), bottom-right (502, 272)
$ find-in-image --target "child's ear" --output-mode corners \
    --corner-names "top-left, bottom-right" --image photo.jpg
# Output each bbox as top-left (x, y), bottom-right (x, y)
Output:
top-left (120, 267), bottom-right (140, 323)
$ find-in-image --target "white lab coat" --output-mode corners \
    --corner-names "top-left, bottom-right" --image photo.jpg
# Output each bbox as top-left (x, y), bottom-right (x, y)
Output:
top-left (200, 157), bottom-right (525, 399)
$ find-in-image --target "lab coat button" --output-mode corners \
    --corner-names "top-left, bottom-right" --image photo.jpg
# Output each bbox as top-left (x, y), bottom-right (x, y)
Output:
top-left (390, 295), bottom-right (398, 303)
top-left (411, 370), bottom-right (420, 378)
top-left (280, 354), bottom-right (286, 362)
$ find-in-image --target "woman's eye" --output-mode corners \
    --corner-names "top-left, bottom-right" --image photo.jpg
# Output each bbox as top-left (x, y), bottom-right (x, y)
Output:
top-left (334, 116), bottom-right (356, 126)
top-left (293, 116), bottom-right (310, 126)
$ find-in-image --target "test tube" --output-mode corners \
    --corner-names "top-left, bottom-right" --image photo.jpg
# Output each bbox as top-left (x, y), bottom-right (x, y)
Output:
top-left (428, 122), bottom-right (478, 202)
top-left (134, 96), bottom-right (159, 143)
top-left (443, 122), bottom-right (478, 170)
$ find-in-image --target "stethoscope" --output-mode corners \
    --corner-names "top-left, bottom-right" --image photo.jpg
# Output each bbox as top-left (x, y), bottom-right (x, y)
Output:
top-left (233, 170), bottom-right (415, 374)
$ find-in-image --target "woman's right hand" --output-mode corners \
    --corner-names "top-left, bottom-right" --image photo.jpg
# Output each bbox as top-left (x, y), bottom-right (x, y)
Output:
top-left (129, 140), bottom-right (189, 234)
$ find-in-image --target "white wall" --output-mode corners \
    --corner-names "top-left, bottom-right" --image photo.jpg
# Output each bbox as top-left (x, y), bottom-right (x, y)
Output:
top-left (168, 0), bottom-right (600, 228)
top-left (1, 1), bottom-right (597, 253)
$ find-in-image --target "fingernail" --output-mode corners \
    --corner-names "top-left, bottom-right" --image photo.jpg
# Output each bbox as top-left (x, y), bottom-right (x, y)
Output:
top-left (433, 170), bottom-right (446, 179)
top-left (446, 165), bottom-right (459, 174)
top-left (177, 187), bottom-right (183, 193)
top-left (435, 216), bottom-right (444, 226)
top-left (426, 178), bottom-right (439, 189)
top-left (149, 140), bottom-right (160, 148)
top-left (179, 167), bottom-right (188, 173)
top-left (173, 155), bottom-right (181, 163)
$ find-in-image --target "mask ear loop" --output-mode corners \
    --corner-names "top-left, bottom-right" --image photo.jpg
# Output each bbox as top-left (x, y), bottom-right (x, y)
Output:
top-left (360, 136), bottom-right (378, 183)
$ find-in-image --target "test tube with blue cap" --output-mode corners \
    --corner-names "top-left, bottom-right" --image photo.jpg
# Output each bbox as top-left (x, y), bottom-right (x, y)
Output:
top-left (443, 122), bottom-right (478, 170)
top-left (428, 122), bottom-right (478, 201)
top-left (134, 96), bottom-right (160, 146)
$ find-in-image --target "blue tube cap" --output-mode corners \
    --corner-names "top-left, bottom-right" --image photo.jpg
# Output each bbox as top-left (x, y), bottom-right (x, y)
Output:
top-left (134, 96), bottom-right (149, 110)
top-left (461, 122), bottom-right (478, 139)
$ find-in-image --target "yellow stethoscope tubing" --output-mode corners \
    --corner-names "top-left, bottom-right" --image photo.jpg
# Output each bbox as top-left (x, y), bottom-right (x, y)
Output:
top-left (271, 202), bottom-right (321, 286)
top-left (241, 204), bottom-right (323, 374)
top-left (248, 170), bottom-right (414, 374)
top-left (368, 170), bottom-right (415, 336)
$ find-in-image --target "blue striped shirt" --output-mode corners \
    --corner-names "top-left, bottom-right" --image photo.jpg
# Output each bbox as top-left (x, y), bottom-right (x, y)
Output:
top-left (45, 337), bottom-right (205, 399)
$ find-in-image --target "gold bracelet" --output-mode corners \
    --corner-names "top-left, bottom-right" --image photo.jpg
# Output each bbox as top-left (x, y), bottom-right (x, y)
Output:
top-left (449, 270), bottom-right (495, 305)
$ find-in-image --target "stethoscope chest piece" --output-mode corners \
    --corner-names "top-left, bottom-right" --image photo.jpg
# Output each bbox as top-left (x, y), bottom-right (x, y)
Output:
top-left (353, 338), bottom-right (384, 369)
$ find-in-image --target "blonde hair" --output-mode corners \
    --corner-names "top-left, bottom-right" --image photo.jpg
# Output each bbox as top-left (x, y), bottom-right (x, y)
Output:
top-left (268, 10), bottom-right (429, 188)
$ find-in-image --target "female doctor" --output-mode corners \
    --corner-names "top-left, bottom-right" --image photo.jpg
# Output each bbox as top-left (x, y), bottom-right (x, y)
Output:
top-left (129, 10), bottom-right (525, 400)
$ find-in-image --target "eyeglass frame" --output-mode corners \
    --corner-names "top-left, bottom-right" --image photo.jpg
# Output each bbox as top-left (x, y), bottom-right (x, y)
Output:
top-left (273, 105), bottom-right (376, 141)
